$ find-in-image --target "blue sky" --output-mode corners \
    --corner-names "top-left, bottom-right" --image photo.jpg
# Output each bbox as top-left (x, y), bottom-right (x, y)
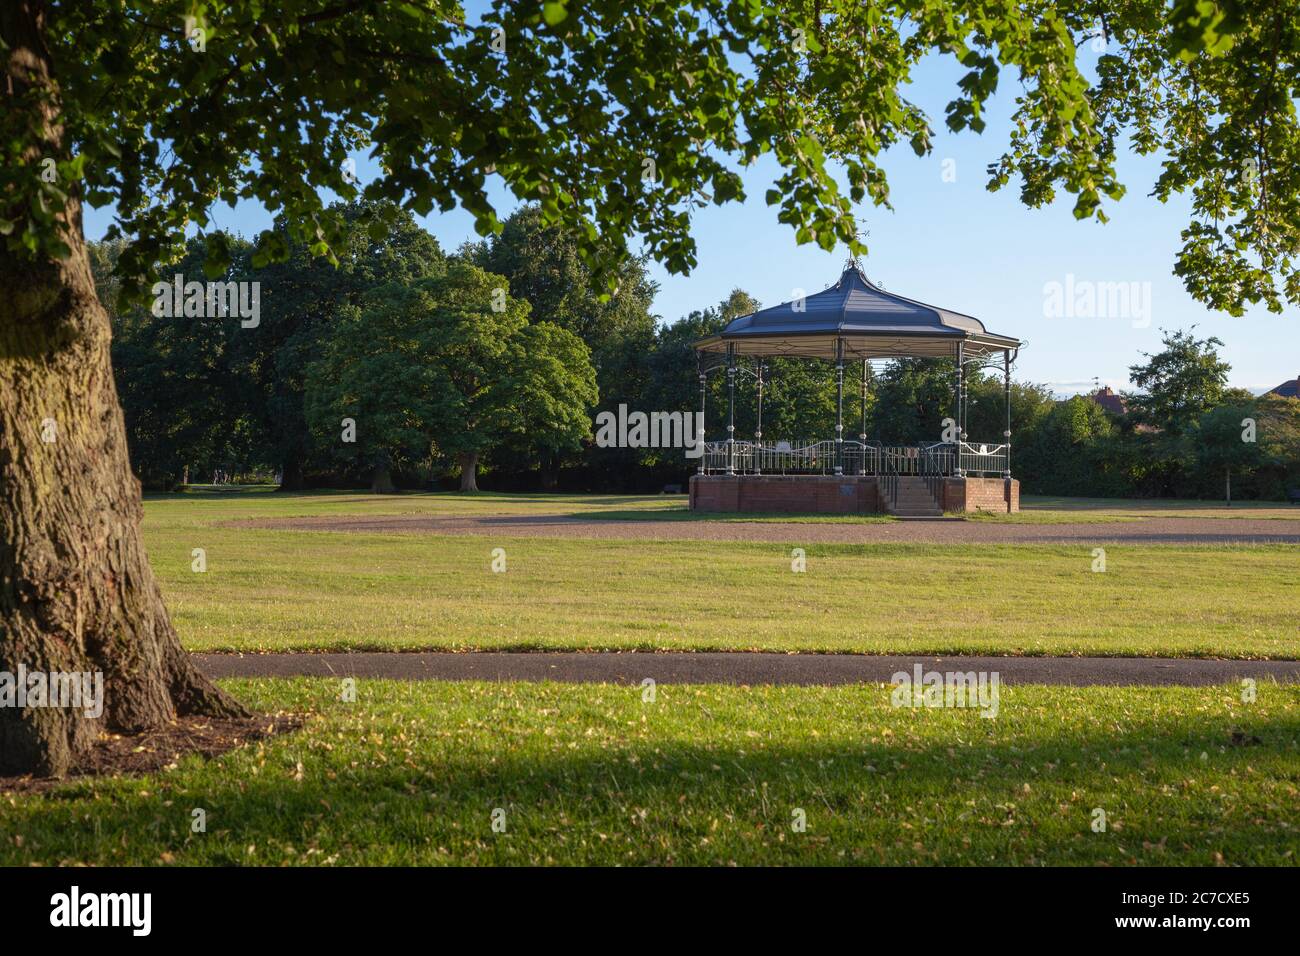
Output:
top-left (83, 43), bottom-right (1296, 398)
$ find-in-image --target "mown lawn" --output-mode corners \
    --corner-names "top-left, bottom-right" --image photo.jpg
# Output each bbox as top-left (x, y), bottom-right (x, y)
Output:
top-left (977, 495), bottom-right (1300, 523)
top-left (142, 489), bottom-right (1300, 658)
top-left (2, 679), bottom-right (1295, 866)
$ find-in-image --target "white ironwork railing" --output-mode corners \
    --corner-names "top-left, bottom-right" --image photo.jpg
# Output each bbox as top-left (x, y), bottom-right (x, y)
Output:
top-left (703, 439), bottom-right (841, 475)
top-left (957, 441), bottom-right (1009, 477)
top-left (700, 439), bottom-right (1008, 478)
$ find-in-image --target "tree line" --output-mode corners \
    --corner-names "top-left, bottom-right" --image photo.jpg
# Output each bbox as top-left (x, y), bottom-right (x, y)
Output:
top-left (92, 201), bottom-right (1300, 502)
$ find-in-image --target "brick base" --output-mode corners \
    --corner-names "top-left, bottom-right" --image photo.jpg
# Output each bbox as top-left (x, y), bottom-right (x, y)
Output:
top-left (689, 475), bottom-right (880, 514)
top-left (940, 476), bottom-right (1020, 513)
top-left (688, 475), bottom-right (1019, 514)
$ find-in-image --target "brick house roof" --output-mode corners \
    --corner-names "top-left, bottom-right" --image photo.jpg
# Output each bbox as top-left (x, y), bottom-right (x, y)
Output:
top-left (1088, 386), bottom-right (1128, 415)
top-left (1268, 375), bottom-right (1300, 399)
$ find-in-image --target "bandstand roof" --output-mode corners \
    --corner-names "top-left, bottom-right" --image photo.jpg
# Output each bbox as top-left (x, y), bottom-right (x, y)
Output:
top-left (695, 263), bottom-right (1021, 360)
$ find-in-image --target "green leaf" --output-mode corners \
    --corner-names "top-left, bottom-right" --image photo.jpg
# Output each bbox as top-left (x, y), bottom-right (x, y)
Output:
top-left (543, 1), bottom-right (568, 26)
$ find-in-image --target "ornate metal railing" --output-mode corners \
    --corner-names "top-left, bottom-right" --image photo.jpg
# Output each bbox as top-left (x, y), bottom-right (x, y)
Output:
top-left (700, 439), bottom-right (1007, 479)
top-left (702, 440), bottom-right (840, 475)
top-left (957, 441), bottom-right (1009, 477)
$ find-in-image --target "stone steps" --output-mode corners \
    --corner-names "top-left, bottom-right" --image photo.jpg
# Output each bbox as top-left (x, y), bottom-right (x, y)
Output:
top-left (887, 477), bottom-right (942, 516)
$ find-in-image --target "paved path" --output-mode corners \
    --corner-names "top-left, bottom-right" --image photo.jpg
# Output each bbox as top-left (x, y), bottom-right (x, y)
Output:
top-left (195, 652), bottom-right (1300, 687)
top-left (229, 513), bottom-right (1300, 545)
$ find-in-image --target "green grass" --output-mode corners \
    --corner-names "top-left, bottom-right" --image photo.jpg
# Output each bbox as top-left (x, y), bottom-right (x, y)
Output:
top-left (151, 485), bottom-right (687, 517)
top-left (1013, 495), bottom-right (1300, 522)
top-left (143, 489), bottom-right (1300, 658)
top-left (961, 508), bottom-right (1146, 525)
top-left (3, 678), bottom-right (1296, 866)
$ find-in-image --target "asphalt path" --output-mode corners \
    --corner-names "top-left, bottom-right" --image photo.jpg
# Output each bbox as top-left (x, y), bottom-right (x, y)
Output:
top-left (195, 652), bottom-right (1300, 687)
top-left (228, 512), bottom-right (1300, 545)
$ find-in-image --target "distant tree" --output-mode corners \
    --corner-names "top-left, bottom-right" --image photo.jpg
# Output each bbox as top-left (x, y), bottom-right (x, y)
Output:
top-left (870, 359), bottom-right (955, 445)
top-left (1196, 401), bottom-right (1264, 504)
top-left (1197, 394), bottom-right (1300, 502)
top-left (242, 201), bottom-right (445, 489)
top-left (1253, 394), bottom-right (1300, 495)
top-left (304, 282), bottom-right (446, 493)
top-left (91, 234), bottom-right (260, 488)
top-left (306, 263), bottom-right (596, 493)
top-left (1015, 396), bottom-right (1130, 497)
top-left (504, 322), bottom-right (601, 486)
top-left (467, 206), bottom-right (659, 364)
top-left (965, 374), bottom-right (1057, 451)
top-left (1127, 328), bottom-right (1231, 434)
top-left (464, 206), bottom-right (657, 486)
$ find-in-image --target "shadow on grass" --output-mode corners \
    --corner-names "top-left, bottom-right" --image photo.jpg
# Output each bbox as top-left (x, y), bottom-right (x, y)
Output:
top-left (5, 700), bottom-right (1296, 866)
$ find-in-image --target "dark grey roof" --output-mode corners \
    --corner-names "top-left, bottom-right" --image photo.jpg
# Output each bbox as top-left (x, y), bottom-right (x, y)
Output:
top-left (696, 264), bottom-right (1020, 359)
top-left (1269, 377), bottom-right (1299, 399)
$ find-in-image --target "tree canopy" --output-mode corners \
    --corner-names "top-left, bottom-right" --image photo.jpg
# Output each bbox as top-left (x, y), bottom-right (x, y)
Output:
top-left (305, 262), bottom-right (597, 492)
top-left (6, 1), bottom-right (1299, 312)
top-left (1127, 328), bottom-right (1232, 434)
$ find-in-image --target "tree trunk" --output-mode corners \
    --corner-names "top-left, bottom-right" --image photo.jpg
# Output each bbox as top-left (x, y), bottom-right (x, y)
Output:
top-left (1, 0), bottom-right (247, 778)
top-left (458, 451), bottom-right (479, 492)
top-left (370, 464), bottom-right (396, 494)
top-left (278, 452), bottom-right (304, 491)
top-left (539, 449), bottom-right (558, 491)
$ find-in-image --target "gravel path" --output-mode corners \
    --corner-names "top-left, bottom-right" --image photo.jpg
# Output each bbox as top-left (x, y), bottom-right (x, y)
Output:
top-left (195, 651), bottom-right (1300, 686)
top-left (228, 512), bottom-right (1300, 545)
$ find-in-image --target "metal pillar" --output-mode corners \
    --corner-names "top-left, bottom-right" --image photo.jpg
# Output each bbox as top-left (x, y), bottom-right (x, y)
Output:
top-left (697, 365), bottom-right (707, 476)
top-left (859, 359), bottom-right (869, 475)
top-left (961, 354), bottom-right (969, 439)
top-left (956, 348), bottom-right (967, 444)
top-left (954, 342), bottom-right (965, 477)
top-left (726, 343), bottom-right (736, 475)
top-left (834, 338), bottom-right (844, 475)
top-left (754, 359), bottom-right (764, 475)
top-left (1003, 348), bottom-right (1012, 512)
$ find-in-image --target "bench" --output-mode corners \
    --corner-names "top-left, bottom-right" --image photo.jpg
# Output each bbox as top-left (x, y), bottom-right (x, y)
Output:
top-left (1288, 487), bottom-right (1300, 504)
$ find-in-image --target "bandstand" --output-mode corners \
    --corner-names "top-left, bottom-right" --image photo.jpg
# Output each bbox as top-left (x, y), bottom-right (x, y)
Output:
top-left (691, 262), bottom-right (1022, 516)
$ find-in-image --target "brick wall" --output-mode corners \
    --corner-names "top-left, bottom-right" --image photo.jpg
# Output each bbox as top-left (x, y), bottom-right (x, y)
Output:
top-left (690, 475), bottom-right (880, 514)
top-left (941, 477), bottom-right (1019, 513)
top-left (688, 475), bottom-right (1018, 514)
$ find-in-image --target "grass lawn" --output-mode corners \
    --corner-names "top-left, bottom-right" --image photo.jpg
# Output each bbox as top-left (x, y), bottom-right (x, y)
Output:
top-left (980, 495), bottom-right (1300, 523)
top-left (143, 488), bottom-right (1300, 658)
top-left (3, 678), bottom-right (1295, 866)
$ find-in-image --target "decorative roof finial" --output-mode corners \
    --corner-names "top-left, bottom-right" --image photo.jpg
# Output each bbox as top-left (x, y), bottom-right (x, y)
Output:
top-left (844, 217), bottom-right (869, 272)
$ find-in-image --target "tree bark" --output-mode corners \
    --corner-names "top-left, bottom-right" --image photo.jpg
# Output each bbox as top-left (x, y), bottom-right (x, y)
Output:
top-left (458, 451), bottom-right (479, 492)
top-left (1, 0), bottom-right (247, 777)
top-left (539, 449), bottom-right (558, 491)
top-left (278, 451), bottom-right (304, 491)
top-left (370, 464), bottom-right (396, 494)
